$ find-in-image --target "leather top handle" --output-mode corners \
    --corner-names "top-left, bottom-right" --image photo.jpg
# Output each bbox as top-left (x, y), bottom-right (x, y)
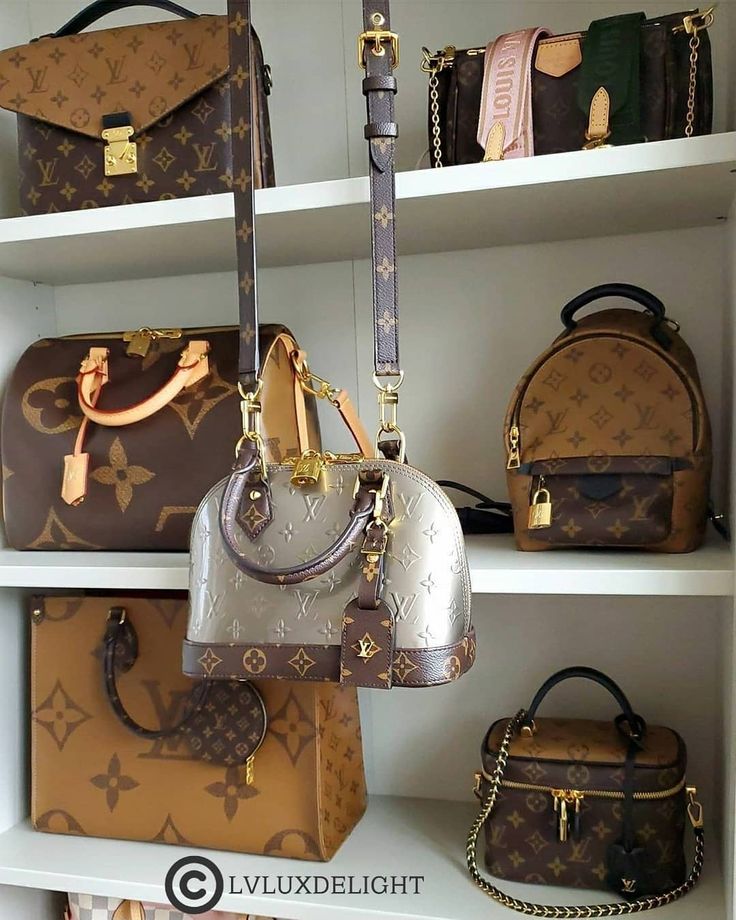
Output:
top-left (51, 0), bottom-right (197, 37)
top-left (219, 444), bottom-right (386, 585)
top-left (521, 666), bottom-right (646, 739)
top-left (361, 0), bottom-right (401, 379)
top-left (76, 342), bottom-right (209, 426)
top-left (561, 283), bottom-right (671, 347)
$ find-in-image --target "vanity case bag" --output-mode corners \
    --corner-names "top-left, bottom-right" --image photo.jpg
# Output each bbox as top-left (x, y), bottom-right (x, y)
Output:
top-left (422, 8), bottom-right (713, 168)
top-left (33, 595), bottom-right (367, 860)
top-left (467, 667), bottom-right (704, 913)
top-left (2, 325), bottom-right (319, 550)
top-left (504, 284), bottom-right (711, 552)
top-left (184, 0), bottom-right (475, 691)
top-left (67, 895), bottom-right (272, 919)
top-left (0, 0), bottom-right (275, 215)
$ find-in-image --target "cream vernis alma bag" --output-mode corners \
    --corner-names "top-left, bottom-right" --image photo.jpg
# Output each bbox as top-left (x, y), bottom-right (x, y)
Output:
top-left (185, 0), bottom-right (475, 690)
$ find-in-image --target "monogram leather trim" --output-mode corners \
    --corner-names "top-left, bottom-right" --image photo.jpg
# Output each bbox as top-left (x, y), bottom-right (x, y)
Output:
top-left (182, 626), bottom-right (476, 686)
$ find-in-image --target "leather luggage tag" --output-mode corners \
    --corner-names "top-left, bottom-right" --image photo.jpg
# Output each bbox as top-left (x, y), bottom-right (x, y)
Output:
top-left (340, 599), bottom-right (395, 690)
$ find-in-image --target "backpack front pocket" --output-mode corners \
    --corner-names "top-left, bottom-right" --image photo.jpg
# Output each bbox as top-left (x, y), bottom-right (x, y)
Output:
top-left (521, 456), bottom-right (688, 546)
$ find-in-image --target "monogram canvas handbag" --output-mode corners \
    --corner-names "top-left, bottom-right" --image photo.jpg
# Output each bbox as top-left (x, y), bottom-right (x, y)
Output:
top-left (467, 667), bottom-right (704, 914)
top-left (0, 0), bottom-right (275, 215)
top-left (33, 595), bottom-right (366, 860)
top-left (422, 8), bottom-right (713, 167)
top-left (184, 0), bottom-right (475, 691)
top-left (504, 284), bottom-right (712, 552)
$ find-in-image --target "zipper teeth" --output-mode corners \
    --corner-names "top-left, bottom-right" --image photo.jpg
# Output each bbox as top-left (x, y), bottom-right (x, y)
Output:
top-left (498, 775), bottom-right (686, 801)
top-left (61, 325), bottom-right (236, 340)
top-left (509, 332), bottom-right (700, 451)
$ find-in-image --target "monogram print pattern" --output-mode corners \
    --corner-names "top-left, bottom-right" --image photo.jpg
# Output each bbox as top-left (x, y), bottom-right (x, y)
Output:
top-left (67, 891), bottom-right (278, 920)
top-left (505, 309), bottom-right (711, 552)
top-left (482, 718), bottom-right (688, 894)
top-left (188, 461), bottom-right (472, 651)
top-left (32, 596), bottom-right (367, 860)
top-left (430, 18), bottom-right (712, 167)
top-left (4, 328), bottom-right (319, 550)
top-left (0, 16), bottom-right (274, 213)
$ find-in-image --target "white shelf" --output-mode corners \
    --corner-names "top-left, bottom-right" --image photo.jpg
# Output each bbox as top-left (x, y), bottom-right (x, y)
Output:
top-left (0, 534), bottom-right (731, 595)
top-left (0, 798), bottom-right (722, 920)
top-left (0, 133), bottom-right (735, 285)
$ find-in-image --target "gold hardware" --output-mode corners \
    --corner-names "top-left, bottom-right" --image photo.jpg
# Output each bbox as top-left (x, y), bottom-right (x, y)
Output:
top-left (249, 490), bottom-right (262, 500)
top-left (520, 720), bottom-right (536, 737)
top-left (235, 379), bottom-right (267, 478)
top-left (122, 327), bottom-right (183, 358)
top-left (292, 356), bottom-right (340, 404)
top-left (506, 425), bottom-right (521, 469)
top-left (245, 754), bottom-right (255, 786)
top-left (358, 23), bottom-right (399, 68)
top-left (583, 129), bottom-right (612, 150)
top-left (420, 45), bottom-right (456, 74)
top-left (353, 631), bottom-right (381, 661)
top-left (687, 786), bottom-right (704, 828)
top-left (374, 372), bottom-right (406, 463)
top-left (290, 450), bottom-right (325, 488)
top-left (672, 8), bottom-right (715, 138)
top-left (552, 789), bottom-right (584, 842)
top-left (421, 46), bottom-right (456, 167)
top-left (473, 771), bottom-right (483, 798)
top-left (492, 774), bottom-right (687, 802)
top-left (101, 124), bottom-right (137, 176)
top-left (528, 477), bottom-right (552, 529)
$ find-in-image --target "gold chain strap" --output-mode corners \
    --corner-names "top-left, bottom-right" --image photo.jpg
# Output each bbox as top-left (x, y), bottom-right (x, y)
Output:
top-left (428, 69), bottom-right (443, 168)
top-left (684, 30), bottom-right (701, 138)
top-left (466, 710), bottom-right (705, 918)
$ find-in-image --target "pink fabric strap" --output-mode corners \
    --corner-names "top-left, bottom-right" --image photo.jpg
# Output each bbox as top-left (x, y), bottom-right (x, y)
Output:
top-left (476, 27), bottom-right (550, 160)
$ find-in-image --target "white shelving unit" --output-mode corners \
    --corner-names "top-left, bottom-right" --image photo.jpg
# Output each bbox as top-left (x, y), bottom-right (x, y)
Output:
top-left (0, 1), bottom-right (735, 919)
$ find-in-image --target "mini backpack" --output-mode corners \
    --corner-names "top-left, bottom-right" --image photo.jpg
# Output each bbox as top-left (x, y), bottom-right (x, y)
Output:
top-left (504, 284), bottom-right (712, 552)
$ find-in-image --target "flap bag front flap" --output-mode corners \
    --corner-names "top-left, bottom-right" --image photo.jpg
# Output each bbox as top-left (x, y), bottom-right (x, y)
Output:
top-left (0, 14), bottom-right (228, 139)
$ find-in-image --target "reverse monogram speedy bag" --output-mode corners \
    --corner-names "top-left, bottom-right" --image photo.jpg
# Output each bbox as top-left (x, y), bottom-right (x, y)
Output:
top-left (184, 0), bottom-right (475, 690)
top-left (504, 283), bottom-right (712, 552)
top-left (0, 0), bottom-right (275, 215)
top-left (33, 595), bottom-right (366, 860)
top-left (467, 667), bottom-right (705, 915)
top-left (422, 8), bottom-right (713, 167)
top-left (2, 325), bottom-right (320, 550)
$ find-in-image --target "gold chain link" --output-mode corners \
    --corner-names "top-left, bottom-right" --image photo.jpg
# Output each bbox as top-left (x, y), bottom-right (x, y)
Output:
top-left (466, 710), bottom-right (705, 917)
top-left (428, 70), bottom-right (443, 168)
top-left (684, 31), bottom-right (700, 139)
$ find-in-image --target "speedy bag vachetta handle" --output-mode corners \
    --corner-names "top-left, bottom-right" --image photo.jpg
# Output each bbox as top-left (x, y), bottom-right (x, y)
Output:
top-left (76, 342), bottom-right (210, 426)
top-left (521, 666), bottom-right (645, 738)
top-left (50, 0), bottom-right (197, 38)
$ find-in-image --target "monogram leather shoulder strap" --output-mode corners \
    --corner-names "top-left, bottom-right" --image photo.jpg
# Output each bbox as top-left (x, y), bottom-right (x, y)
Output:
top-left (227, 0), bottom-right (259, 389)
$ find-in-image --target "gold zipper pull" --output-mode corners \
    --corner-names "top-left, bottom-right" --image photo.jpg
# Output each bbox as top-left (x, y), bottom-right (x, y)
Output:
top-left (506, 425), bottom-right (521, 470)
top-left (528, 476), bottom-right (552, 529)
top-left (573, 792), bottom-right (583, 839)
top-left (245, 754), bottom-right (255, 786)
top-left (290, 450), bottom-right (325, 487)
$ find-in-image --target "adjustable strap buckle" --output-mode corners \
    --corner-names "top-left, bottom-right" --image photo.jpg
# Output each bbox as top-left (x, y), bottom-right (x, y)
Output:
top-left (358, 12), bottom-right (399, 68)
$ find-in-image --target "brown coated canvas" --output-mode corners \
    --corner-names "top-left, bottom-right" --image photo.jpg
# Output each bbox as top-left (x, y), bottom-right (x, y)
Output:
top-left (504, 309), bottom-right (712, 552)
top-left (2, 326), bottom-right (320, 550)
top-left (32, 595), bottom-right (367, 860)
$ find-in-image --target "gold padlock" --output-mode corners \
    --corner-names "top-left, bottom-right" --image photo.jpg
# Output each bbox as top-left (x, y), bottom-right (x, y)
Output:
top-left (290, 450), bottom-right (324, 487)
top-left (528, 479), bottom-right (552, 529)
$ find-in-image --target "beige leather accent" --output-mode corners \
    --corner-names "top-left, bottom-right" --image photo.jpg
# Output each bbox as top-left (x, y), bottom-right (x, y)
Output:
top-left (0, 16), bottom-right (229, 140)
top-left (111, 903), bottom-right (145, 920)
top-left (535, 38), bottom-right (582, 77)
top-left (77, 341), bottom-right (210, 427)
top-left (61, 452), bottom-right (89, 507)
top-left (482, 121), bottom-right (506, 162)
top-left (587, 86), bottom-right (610, 143)
top-left (488, 718), bottom-right (681, 767)
top-left (333, 389), bottom-right (374, 457)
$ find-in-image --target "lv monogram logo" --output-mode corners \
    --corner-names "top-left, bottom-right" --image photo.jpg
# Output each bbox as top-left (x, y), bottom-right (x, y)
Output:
top-left (137, 681), bottom-right (195, 761)
top-left (633, 403), bottom-right (659, 430)
top-left (303, 494), bottom-right (325, 522)
top-left (622, 879), bottom-right (636, 893)
top-left (105, 56), bottom-right (127, 85)
top-left (545, 408), bottom-right (569, 435)
top-left (192, 142), bottom-right (218, 172)
top-left (37, 158), bottom-right (59, 187)
top-left (27, 65), bottom-right (49, 94)
top-left (183, 42), bottom-right (204, 70)
top-left (631, 494), bottom-right (656, 521)
top-left (569, 838), bottom-right (593, 864)
top-left (391, 592), bottom-right (417, 622)
top-left (490, 824), bottom-right (507, 847)
top-left (293, 590), bottom-right (319, 620)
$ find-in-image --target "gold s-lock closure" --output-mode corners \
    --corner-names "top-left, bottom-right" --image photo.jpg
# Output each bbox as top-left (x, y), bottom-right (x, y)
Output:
top-left (102, 124), bottom-right (137, 176)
